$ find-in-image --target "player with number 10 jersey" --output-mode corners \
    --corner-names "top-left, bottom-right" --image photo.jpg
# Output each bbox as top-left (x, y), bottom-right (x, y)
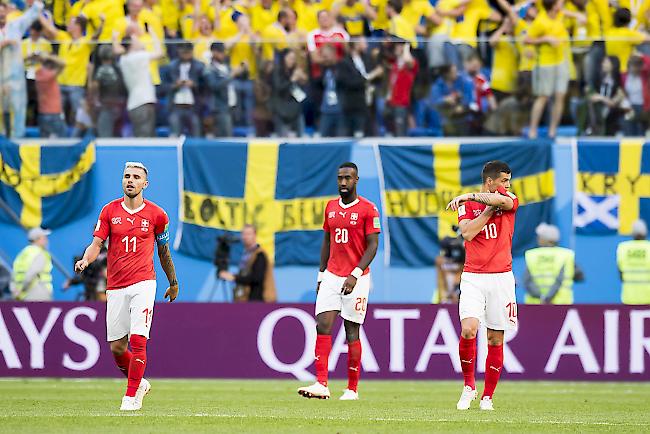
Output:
top-left (446, 160), bottom-right (519, 412)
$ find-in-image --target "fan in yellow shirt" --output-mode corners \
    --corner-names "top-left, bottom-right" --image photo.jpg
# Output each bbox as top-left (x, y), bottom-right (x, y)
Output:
top-left (80, 0), bottom-right (125, 42)
top-left (452, 0), bottom-right (501, 48)
top-left (293, 0), bottom-right (334, 32)
top-left (114, 0), bottom-right (164, 85)
top-left (259, 9), bottom-right (302, 62)
top-left (249, 0), bottom-right (280, 35)
top-left (332, 0), bottom-right (376, 37)
top-left (38, 13), bottom-right (103, 124)
top-left (227, 12), bottom-right (258, 79)
top-left (386, 0), bottom-right (417, 46)
top-left (525, 0), bottom-right (570, 139)
top-left (398, 0), bottom-right (440, 37)
top-left (606, 7), bottom-right (650, 73)
top-left (489, 17), bottom-right (518, 96)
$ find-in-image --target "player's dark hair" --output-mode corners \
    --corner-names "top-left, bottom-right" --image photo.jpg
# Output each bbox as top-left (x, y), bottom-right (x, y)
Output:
top-left (481, 160), bottom-right (511, 183)
top-left (339, 162), bottom-right (358, 175)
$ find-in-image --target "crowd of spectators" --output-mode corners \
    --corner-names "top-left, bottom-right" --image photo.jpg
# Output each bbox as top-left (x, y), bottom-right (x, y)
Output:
top-left (3, 0), bottom-right (650, 138)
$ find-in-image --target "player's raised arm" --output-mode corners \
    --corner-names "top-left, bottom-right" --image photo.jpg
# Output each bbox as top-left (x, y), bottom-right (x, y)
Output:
top-left (447, 190), bottom-right (515, 212)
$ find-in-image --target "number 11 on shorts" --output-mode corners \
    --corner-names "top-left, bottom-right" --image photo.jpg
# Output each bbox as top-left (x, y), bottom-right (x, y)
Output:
top-left (142, 308), bottom-right (152, 327)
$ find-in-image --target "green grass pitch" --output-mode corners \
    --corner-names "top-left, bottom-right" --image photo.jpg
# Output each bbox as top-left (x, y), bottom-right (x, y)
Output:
top-left (1, 379), bottom-right (649, 433)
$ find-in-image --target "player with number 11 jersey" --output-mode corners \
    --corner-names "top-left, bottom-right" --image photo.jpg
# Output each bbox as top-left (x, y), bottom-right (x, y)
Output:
top-left (75, 162), bottom-right (179, 412)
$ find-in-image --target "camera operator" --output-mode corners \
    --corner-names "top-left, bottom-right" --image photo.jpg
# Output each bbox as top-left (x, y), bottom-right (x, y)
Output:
top-left (218, 224), bottom-right (276, 302)
top-left (435, 225), bottom-right (465, 303)
top-left (64, 246), bottom-right (108, 301)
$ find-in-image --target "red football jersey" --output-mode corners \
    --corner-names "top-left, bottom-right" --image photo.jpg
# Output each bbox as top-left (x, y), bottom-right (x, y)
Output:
top-left (93, 198), bottom-right (169, 290)
top-left (457, 193), bottom-right (519, 273)
top-left (323, 196), bottom-right (381, 277)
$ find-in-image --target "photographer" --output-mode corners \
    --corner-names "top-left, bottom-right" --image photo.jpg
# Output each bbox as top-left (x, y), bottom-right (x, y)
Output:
top-left (218, 225), bottom-right (276, 303)
top-left (435, 225), bottom-right (465, 303)
top-left (64, 246), bottom-right (108, 301)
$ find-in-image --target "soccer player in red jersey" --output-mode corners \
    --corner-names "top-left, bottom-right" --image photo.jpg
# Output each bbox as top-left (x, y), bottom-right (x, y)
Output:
top-left (298, 162), bottom-right (380, 401)
top-left (74, 162), bottom-right (179, 411)
top-left (446, 160), bottom-right (519, 411)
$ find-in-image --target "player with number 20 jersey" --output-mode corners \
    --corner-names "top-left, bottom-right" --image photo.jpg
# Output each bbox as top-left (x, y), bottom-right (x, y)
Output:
top-left (298, 162), bottom-right (380, 401)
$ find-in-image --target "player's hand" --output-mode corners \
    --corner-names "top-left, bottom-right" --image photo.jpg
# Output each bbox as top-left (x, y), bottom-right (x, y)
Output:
top-left (341, 275), bottom-right (357, 295)
top-left (446, 194), bottom-right (469, 211)
top-left (164, 284), bottom-right (179, 302)
top-left (74, 259), bottom-right (89, 273)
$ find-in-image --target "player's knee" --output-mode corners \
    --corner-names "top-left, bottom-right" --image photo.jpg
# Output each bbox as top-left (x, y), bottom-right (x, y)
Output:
top-left (487, 335), bottom-right (504, 346)
top-left (461, 325), bottom-right (478, 339)
top-left (110, 341), bottom-right (128, 356)
top-left (316, 322), bottom-right (333, 335)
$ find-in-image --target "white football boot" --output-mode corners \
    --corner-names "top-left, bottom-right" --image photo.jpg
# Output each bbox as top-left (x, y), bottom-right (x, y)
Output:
top-left (456, 385), bottom-right (478, 410)
top-left (479, 396), bottom-right (494, 411)
top-left (120, 396), bottom-right (138, 411)
top-left (134, 378), bottom-right (151, 410)
top-left (339, 389), bottom-right (359, 400)
top-left (297, 382), bottom-right (331, 399)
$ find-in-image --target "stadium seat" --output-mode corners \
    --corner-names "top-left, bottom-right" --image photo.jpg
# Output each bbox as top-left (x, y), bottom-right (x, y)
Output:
top-left (25, 127), bottom-right (40, 138)
top-left (155, 127), bottom-right (170, 138)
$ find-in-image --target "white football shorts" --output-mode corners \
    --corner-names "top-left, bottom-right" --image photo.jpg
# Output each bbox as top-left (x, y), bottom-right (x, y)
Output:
top-left (316, 270), bottom-right (371, 324)
top-left (106, 280), bottom-right (156, 341)
top-left (459, 271), bottom-right (518, 331)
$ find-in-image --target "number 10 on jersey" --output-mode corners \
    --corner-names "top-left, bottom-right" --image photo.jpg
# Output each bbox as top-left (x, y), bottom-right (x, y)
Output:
top-left (482, 223), bottom-right (497, 239)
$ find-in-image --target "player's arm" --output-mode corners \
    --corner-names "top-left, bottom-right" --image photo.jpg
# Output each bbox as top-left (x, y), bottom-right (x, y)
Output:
top-left (447, 190), bottom-right (515, 211)
top-left (74, 237), bottom-right (105, 273)
top-left (458, 206), bottom-right (495, 241)
top-left (157, 243), bottom-right (179, 302)
top-left (341, 232), bottom-right (379, 295)
top-left (317, 231), bottom-right (331, 292)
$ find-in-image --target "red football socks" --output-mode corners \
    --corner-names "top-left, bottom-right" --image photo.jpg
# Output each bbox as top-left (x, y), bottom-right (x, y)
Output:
top-left (482, 344), bottom-right (504, 399)
top-left (113, 349), bottom-right (132, 378)
top-left (459, 336), bottom-right (476, 389)
top-left (347, 339), bottom-right (362, 392)
top-left (125, 335), bottom-right (148, 397)
top-left (315, 334), bottom-right (332, 386)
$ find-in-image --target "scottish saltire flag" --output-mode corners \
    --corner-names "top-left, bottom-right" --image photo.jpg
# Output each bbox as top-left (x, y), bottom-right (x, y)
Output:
top-left (174, 139), bottom-right (353, 265)
top-left (0, 138), bottom-right (95, 229)
top-left (377, 141), bottom-right (555, 266)
top-left (575, 139), bottom-right (650, 235)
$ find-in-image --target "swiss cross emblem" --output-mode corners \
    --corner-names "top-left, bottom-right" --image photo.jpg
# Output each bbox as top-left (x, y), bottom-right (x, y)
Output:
top-left (141, 219), bottom-right (149, 232)
top-left (328, 211), bottom-right (336, 219)
top-left (351, 213), bottom-right (358, 220)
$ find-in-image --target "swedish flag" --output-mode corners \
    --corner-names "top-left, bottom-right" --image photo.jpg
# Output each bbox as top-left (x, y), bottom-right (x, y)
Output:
top-left (0, 138), bottom-right (95, 229)
top-left (575, 139), bottom-right (650, 234)
top-left (378, 141), bottom-right (555, 266)
top-left (175, 139), bottom-right (353, 265)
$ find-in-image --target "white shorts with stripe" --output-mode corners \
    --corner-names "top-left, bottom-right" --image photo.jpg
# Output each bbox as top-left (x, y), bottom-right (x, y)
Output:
top-left (316, 270), bottom-right (371, 324)
top-left (106, 280), bottom-right (156, 341)
top-left (459, 271), bottom-right (518, 331)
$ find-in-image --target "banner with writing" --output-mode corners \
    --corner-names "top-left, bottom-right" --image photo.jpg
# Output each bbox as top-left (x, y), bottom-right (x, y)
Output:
top-left (377, 141), bottom-right (555, 266)
top-left (575, 139), bottom-right (650, 234)
top-left (174, 139), bottom-right (353, 265)
top-left (0, 138), bottom-right (95, 229)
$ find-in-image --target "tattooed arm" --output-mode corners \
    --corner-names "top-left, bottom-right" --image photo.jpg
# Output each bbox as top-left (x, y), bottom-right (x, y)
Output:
top-left (157, 243), bottom-right (179, 302)
top-left (446, 191), bottom-right (515, 211)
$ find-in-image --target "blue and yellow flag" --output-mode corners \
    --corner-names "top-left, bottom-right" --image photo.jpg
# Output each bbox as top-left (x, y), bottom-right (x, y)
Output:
top-left (0, 138), bottom-right (95, 229)
top-left (575, 139), bottom-right (650, 235)
top-left (377, 141), bottom-right (555, 266)
top-left (175, 139), bottom-right (353, 265)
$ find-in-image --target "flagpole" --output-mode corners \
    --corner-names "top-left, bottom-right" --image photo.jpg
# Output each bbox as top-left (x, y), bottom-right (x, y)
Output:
top-left (0, 196), bottom-right (72, 279)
